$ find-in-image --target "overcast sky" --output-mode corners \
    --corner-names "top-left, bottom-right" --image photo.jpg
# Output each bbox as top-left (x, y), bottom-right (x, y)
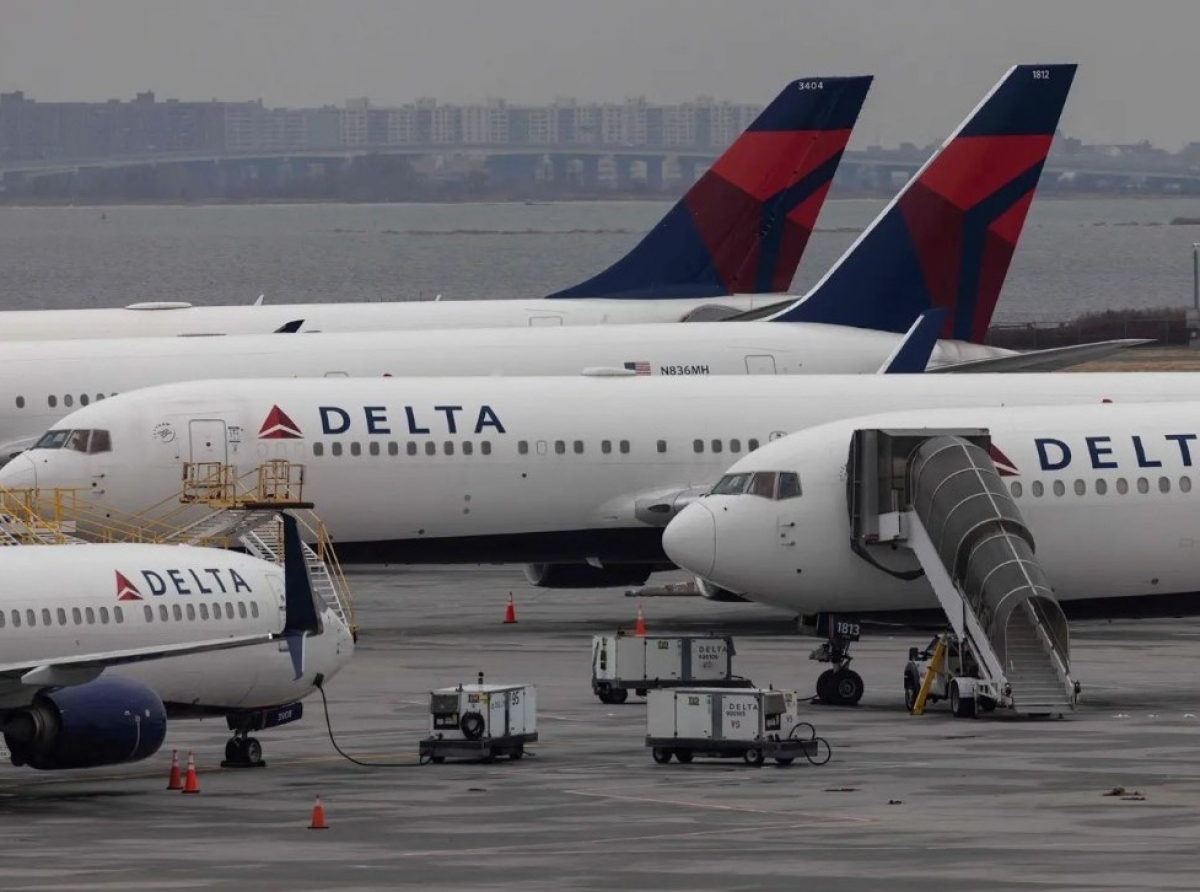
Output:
top-left (1, 0), bottom-right (1196, 149)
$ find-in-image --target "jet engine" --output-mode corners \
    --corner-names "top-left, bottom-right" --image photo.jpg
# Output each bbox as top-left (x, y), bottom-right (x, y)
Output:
top-left (523, 563), bottom-right (654, 589)
top-left (3, 677), bottom-right (168, 770)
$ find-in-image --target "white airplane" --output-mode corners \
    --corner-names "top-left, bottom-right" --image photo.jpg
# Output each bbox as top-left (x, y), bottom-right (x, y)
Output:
top-left (0, 65), bottom-right (1102, 461)
top-left (0, 77), bottom-right (874, 341)
top-left (6, 373), bottom-right (1199, 592)
top-left (0, 514), bottom-right (352, 771)
top-left (662, 401), bottom-right (1200, 708)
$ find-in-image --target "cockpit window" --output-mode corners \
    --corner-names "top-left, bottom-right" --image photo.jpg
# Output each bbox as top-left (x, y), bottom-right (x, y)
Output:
top-left (777, 472), bottom-right (802, 500)
top-left (34, 430), bottom-right (69, 450)
top-left (748, 472), bottom-right (777, 498)
top-left (711, 472), bottom-right (752, 495)
top-left (33, 429), bottom-right (111, 454)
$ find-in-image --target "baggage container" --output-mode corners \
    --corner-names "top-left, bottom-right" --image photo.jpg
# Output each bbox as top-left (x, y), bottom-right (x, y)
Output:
top-left (419, 679), bottom-right (537, 763)
top-left (591, 633), bottom-right (751, 704)
top-left (645, 687), bottom-right (828, 767)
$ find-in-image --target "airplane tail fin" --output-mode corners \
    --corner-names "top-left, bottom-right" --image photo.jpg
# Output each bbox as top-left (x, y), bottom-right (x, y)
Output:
top-left (773, 64), bottom-right (1076, 342)
top-left (546, 76), bottom-right (873, 300)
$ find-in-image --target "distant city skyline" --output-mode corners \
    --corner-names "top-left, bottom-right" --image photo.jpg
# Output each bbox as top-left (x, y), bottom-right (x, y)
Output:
top-left (2, 0), bottom-right (1198, 150)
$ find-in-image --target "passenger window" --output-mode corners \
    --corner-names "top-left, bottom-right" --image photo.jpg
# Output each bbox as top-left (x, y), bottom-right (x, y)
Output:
top-left (64, 394), bottom-right (73, 408)
top-left (199, 604), bottom-right (209, 620)
top-left (481, 442), bottom-right (492, 456)
top-left (238, 602), bottom-right (248, 619)
top-left (85, 607), bottom-right (95, 625)
top-left (657, 440), bottom-right (667, 454)
top-left (331, 442), bottom-right (343, 457)
top-left (89, 430), bottom-right (111, 453)
top-left (601, 441), bottom-right (612, 455)
top-left (0, 611), bottom-right (5, 628)
top-left (555, 440), bottom-right (566, 455)
top-left (11, 610), bottom-right (19, 628)
top-left (80, 394), bottom-right (89, 406)
top-left (1117, 478), bottom-right (1129, 495)
top-left (1010, 481), bottom-right (1023, 498)
top-left (41, 608), bottom-right (50, 626)
top-left (536, 441), bottom-right (548, 456)
top-left (693, 439), bottom-right (704, 454)
top-left (574, 440), bottom-right (584, 454)
top-left (1074, 479), bottom-right (1085, 496)
top-left (1159, 476), bottom-right (1171, 493)
top-left (225, 603), bottom-right (235, 619)
top-left (444, 441), bottom-right (454, 455)
top-left (58, 607), bottom-right (67, 625)
top-left (114, 606), bottom-right (123, 624)
top-left (1095, 479), bottom-right (1107, 495)
top-left (388, 442), bottom-right (399, 456)
top-left (463, 441), bottom-right (474, 456)
top-left (72, 607), bottom-right (81, 625)
top-left (250, 602), bottom-right (260, 619)
top-left (99, 606), bottom-right (109, 624)
top-left (748, 438), bottom-right (760, 452)
top-left (369, 442), bottom-right (380, 456)
top-left (619, 440), bottom-right (630, 454)
top-left (15, 396), bottom-right (23, 409)
top-left (407, 442), bottom-right (417, 456)
top-left (26, 609), bottom-right (35, 627)
top-left (159, 605), bottom-right (168, 621)
top-left (711, 440), bottom-right (723, 454)
top-left (749, 472), bottom-right (777, 498)
top-left (186, 604), bottom-right (196, 621)
top-left (1031, 481), bottom-right (1044, 497)
top-left (96, 393), bottom-right (105, 402)
top-left (730, 439), bottom-right (741, 453)
top-left (425, 442), bottom-right (436, 456)
top-left (313, 443), bottom-right (324, 457)
top-left (777, 472), bottom-right (801, 499)
top-left (1052, 480), bottom-right (1065, 497)
top-left (144, 605), bottom-right (153, 622)
top-left (1137, 477), bottom-right (1150, 494)
top-left (350, 442), bottom-right (361, 457)
top-left (48, 395), bottom-right (56, 408)
top-left (173, 604), bottom-right (182, 621)
top-left (1182, 476), bottom-right (1193, 493)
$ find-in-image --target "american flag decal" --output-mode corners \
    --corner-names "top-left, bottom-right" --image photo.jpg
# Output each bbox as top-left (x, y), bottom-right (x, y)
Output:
top-left (623, 361), bottom-right (651, 376)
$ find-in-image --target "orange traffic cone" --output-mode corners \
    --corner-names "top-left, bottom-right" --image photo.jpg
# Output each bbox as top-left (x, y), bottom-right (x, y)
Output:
top-left (503, 591), bottom-right (517, 624)
top-left (180, 750), bottom-right (200, 794)
top-left (634, 600), bottom-right (647, 637)
top-left (166, 749), bottom-right (183, 790)
top-left (309, 795), bottom-right (329, 830)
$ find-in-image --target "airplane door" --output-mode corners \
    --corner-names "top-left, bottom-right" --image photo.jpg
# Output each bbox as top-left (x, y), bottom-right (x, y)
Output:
top-left (189, 419), bottom-right (229, 465)
top-left (744, 355), bottom-right (778, 375)
top-left (528, 316), bottom-right (563, 327)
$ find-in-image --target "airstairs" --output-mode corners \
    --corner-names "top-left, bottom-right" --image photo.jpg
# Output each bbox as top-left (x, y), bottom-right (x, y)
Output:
top-left (0, 460), bottom-right (356, 637)
top-left (849, 430), bottom-right (1077, 716)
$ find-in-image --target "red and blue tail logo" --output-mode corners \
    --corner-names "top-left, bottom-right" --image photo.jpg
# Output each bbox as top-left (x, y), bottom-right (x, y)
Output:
top-left (778, 64), bottom-right (1076, 343)
top-left (547, 76), bottom-right (872, 299)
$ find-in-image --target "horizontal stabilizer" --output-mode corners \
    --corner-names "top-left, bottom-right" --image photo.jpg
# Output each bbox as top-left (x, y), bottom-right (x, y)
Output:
top-left (929, 339), bottom-right (1152, 373)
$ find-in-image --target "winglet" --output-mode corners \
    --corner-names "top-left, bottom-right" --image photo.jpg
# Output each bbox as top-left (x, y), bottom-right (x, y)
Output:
top-left (281, 513), bottom-right (323, 636)
top-left (879, 309), bottom-right (946, 374)
top-left (771, 64), bottom-right (1076, 342)
top-left (273, 319), bottom-right (304, 334)
top-left (547, 76), bottom-right (873, 299)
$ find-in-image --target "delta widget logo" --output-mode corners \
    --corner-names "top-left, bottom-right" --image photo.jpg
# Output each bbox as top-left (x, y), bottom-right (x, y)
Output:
top-left (115, 571), bottom-right (144, 602)
top-left (988, 443), bottom-right (1019, 477)
top-left (258, 405), bottom-right (303, 440)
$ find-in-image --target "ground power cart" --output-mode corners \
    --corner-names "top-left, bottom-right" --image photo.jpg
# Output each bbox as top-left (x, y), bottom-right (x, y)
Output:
top-left (591, 633), bottom-right (752, 704)
top-left (419, 680), bottom-right (537, 763)
top-left (645, 687), bottom-right (829, 767)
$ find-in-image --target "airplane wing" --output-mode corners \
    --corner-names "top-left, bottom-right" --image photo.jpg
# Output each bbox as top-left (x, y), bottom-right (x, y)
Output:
top-left (927, 339), bottom-right (1152, 374)
top-left (0, 633), bottom-right (276, 689)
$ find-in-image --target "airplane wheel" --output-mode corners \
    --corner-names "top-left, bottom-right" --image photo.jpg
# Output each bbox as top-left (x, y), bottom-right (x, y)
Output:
top-left (244, 738), bottom-right (263, 766)
top-left (834, 669), bottom-right (864, 706)
top-left (815, 669), bottom-right (837, 704)
top-left (224, 738), bottom-right (244, 765)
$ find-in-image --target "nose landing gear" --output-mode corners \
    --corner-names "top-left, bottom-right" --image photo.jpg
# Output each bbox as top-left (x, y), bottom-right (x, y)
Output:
top-left (222, 730), bottom-right (265, 768)
top-left (808, 615), bottom-right (864, 706)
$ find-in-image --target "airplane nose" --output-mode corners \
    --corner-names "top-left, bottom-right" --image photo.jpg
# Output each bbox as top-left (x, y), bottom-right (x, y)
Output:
top-left (0, 453), bottom-right (36, 490)
top-left (662, 502), bottom-right (716, 578)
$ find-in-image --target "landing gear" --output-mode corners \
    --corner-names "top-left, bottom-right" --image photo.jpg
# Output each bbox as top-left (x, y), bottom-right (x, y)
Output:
top-left (222, 730), bottom-right (266, 768)
top-left (809, 616), bottom-right (864, 706)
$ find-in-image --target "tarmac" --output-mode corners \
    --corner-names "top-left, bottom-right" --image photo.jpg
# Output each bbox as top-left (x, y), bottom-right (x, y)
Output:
top-left (5, 564), bottom-right (1200, 891)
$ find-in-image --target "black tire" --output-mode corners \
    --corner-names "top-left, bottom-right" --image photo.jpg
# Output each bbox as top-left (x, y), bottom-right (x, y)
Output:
top-left (675, 750), bottom-right (694, 764)
top-left (431, 755), bottom-right (446, 764)
top-left (460, 712), bottom-right (486, 740)
top-left (597, 688), bottom-right (613, 704)
top-left (609, 688), bottom-right (629, 705)
top-left (979, 697), bottom-right (997, 713)
top-left (950, 681), bottom-right (977, 719)
top-left (743, 748), bottom-right (765, 767)
top-left (775, 757), bottom-right (795, 766)
top-left (224, 738), bottom-right (244, 764)
top-left (635, 688), bottom-right (648, 697)
top-left (652, 747), bottom-right (673, 765)
top-left (834, 669), bottom-right (864, 706)
top-left (815, 669), bottom-right (837, 704)
top-left (904, 673), bottom-right (920, 712)
top-left (244, 737), bottom-right (263, 766)
top-left (508, 751), bottom-right (524, 761)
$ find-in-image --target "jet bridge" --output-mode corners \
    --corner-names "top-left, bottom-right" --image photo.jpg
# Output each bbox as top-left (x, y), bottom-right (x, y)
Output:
top-left (848, 429), bottom-right (1077, 716)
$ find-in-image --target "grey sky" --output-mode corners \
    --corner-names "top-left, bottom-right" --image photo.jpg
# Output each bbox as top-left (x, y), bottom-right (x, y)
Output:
top-left (2, 0), bottom-right (1196, 149)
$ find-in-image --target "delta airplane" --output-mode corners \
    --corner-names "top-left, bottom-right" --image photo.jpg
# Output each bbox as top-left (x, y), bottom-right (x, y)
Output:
top-left (0, 66), bottom-right (1093, 461)
top-left (660, 402), bottom-right (1200, 705)
top-left (0, 514), bottom-right (352, 772)
top-left (8, 372), bottom-right (1200, 591)
top-left (0, 77), bottom-right (873, 341)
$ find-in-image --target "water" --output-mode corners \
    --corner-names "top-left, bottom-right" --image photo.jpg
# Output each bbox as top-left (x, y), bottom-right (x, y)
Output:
top-left (0, 197), bottom-right (1197, 323)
